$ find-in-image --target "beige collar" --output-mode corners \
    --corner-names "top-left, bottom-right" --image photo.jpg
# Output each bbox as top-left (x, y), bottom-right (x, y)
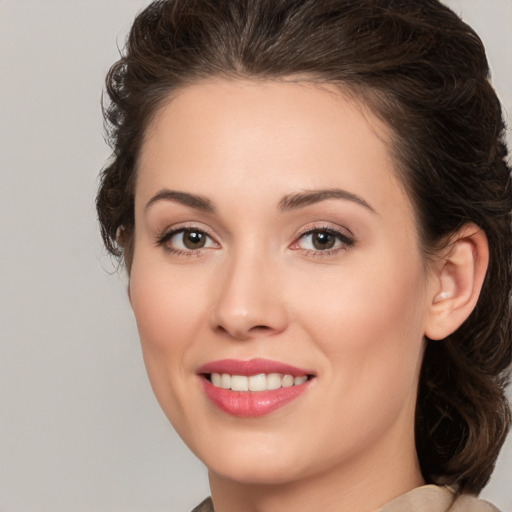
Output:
top-left (192, 485), bottom-right (500, 512)
top-left (378, 485), bottom-right (499, 512)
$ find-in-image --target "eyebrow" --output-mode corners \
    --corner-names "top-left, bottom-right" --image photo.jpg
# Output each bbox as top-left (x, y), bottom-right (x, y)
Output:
top-left (278, 188), bottom-right (376, 214)
top-left (145, 187), bottom-right (375, 215)
top-left (145, 189), bottom-right (215, 212)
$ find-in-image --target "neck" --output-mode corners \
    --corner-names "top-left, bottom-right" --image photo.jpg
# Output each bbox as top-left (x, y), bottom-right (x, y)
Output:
top-left (208, 431), bottom-right (425, 512)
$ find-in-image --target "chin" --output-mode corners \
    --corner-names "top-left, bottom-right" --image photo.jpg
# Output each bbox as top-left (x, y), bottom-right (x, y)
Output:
top-left (208, 456), bottom-right (310, 486)
top-left (185, 428), bottom-right (314, 486)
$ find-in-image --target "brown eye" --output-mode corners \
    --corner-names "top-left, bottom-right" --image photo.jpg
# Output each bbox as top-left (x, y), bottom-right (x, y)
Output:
top-left (294, 227), bottom-right (354, 254)
top-left (158, 227), bottom-right (218, 254)
top-left (182, 230), bottom-right (206, 249)
top-left (311, 231), bottom-right (336, 250)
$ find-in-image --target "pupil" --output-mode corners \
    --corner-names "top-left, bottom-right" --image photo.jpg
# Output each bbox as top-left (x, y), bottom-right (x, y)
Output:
top-left (313, 231), bottom-right (335, 250)
top-left (184, 231), bottom-right (205, 249)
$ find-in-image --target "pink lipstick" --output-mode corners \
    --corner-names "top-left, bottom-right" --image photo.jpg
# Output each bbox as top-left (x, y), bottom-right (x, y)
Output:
top-left (197, 358), bottom-right (314, 417)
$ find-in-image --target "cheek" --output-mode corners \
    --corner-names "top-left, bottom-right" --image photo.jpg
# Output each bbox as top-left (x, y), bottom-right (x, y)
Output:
top-left (128, 251), bottom-right (210, 411)
top-left (130, 253), bottom-right (205, 350)
top-left (299, 258), bottom-right (424, 338)
top-left (291, 250), bottom-right (427, 395)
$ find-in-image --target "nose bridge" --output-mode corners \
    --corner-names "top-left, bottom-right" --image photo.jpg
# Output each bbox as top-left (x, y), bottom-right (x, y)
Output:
top-left (211, 241), bottom-right (287, 339)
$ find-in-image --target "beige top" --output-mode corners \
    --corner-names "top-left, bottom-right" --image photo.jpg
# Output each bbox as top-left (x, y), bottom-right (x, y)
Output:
top-left (191, 485), bottom-right (500, 512)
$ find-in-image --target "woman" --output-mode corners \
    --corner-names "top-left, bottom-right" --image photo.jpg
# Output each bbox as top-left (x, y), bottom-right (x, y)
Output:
top-left (96, 0), bottom-right (512, 510)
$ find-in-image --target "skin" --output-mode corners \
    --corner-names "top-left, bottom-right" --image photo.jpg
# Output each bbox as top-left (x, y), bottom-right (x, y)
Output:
top-left (128, 79), bottom-right (485, 512)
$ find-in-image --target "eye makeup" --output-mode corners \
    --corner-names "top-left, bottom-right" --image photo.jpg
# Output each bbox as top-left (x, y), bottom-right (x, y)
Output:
top-left (290, 224), bottom-right (355, 258)
top-left (155, 223), bottom-right (220, 257)
top-left (154, 221), bottom-right (355, 260)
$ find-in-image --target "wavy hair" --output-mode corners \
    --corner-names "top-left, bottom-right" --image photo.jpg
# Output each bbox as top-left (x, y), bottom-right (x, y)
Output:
top-left (96, 0), bottom-right (512, 493)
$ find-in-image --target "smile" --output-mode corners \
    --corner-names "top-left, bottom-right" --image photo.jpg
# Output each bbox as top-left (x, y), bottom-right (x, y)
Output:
top-left (208, 373), bottom-right (309, 391)
top-left (197, 359), bottom-right (315, 417)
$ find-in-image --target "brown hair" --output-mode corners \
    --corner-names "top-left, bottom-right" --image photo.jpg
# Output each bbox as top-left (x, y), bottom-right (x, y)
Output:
top-left (96, 0), bottom-right (512, 494)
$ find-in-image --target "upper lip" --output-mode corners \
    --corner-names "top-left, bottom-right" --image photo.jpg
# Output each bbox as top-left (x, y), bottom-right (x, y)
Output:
top-left (197, 358), bottom-right (314, 377)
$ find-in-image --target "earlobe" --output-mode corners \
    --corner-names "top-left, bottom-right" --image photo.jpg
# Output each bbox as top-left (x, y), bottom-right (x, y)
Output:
top-left (424, 224), bottom-right (489, 341)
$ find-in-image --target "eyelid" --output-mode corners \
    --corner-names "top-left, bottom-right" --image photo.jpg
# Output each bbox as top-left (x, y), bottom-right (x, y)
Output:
top-left (290, 223), bottom-right (355, 254)
top-left (294, 222), bottom-right (354, 239)
top-left (154, 221), bottom-right (354, 256)
top-left (155, 222), bottom-right (220, 253)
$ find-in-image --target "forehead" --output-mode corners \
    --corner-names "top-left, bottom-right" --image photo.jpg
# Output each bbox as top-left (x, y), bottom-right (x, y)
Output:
top-left (136, 79), bottom-right (413, 224)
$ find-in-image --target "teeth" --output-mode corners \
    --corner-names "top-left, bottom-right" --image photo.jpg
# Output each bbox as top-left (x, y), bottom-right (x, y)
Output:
top-left (294, 375), bottom-right (307, 385)
top-left (220, 373), bottom-right (231, 389)
top-left (231, 375), bottom-right (249, 391)
top-left (209, 372), bottom-right (309, 391)
top-left (248, 374), bottom-right (267, 392)
top-left (282, 374), bottom-right (294, 388)
top-left (211, 373), bottom-right (222, 387)
top-left (267, 373), bottom-right (282, 390)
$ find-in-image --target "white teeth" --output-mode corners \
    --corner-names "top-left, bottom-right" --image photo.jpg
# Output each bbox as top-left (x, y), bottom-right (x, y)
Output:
top-left (211, 373), bottom-right (222, 387)
top-left (282, 374), bottom-right (294, 387)
top-left (294, 375), bottom-right (307, 385)
top-left (266, 373), bottom-right (282, 390)
top-left (209, 372), bottom-right (309, 391)
top-left (220, 373), bottom-right (231, 390)
top-left (248, 374), bottom-right (267, 392)
top-left (231, 375), bottom-right (249, 391)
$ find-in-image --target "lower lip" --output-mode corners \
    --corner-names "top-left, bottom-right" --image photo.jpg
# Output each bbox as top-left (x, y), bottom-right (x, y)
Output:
top-left (201, 378), bottom-right (311, 417)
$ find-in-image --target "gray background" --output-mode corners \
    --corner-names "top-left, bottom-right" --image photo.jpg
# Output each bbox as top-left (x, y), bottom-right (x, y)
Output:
top-left (0, 1), bottom-right (510, 511)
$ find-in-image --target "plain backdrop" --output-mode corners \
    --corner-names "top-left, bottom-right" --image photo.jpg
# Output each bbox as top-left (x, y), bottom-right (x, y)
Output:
top-left (0, 1), bottom-right (510, 511)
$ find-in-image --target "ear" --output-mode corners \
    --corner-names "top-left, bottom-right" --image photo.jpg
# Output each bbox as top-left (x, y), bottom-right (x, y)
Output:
top-left (424, 224), bottom-right (489, 340)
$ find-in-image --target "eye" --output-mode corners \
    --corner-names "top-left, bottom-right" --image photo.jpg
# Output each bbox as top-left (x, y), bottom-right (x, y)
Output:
top-left (157, 227), bottom-right (218, 254)
top-left (292, 227), bottom-right (354, 254)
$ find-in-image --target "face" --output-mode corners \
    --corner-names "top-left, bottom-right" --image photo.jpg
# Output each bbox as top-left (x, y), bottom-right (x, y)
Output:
top-left (130, 80), bottom-right (433, 488)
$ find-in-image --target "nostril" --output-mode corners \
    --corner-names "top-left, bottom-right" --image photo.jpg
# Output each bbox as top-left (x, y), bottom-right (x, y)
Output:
top-left (214, 323), bottom-right (272, 340)
top-left (214, 324), bottom-right (251, 340)
top-left (250, 325), bottom-right (271, 332)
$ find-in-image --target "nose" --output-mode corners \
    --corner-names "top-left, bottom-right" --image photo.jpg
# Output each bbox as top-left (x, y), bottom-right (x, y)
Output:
top-left (210, 249), bottom-right (288, 340)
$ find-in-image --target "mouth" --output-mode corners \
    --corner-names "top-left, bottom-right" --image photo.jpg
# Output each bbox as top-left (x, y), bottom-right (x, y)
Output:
top-left (204, 372), bottom-right (311, 391)
top-left (197, 359), bottom-right (315, 417)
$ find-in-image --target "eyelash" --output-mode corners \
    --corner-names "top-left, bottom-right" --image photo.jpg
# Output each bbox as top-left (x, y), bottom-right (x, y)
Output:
top-left (156, 224), bottom-right (219, 257)
top-left (292, 225), bottom-right (355, 257)
top-left (155, 224), bottom-right (355, 258)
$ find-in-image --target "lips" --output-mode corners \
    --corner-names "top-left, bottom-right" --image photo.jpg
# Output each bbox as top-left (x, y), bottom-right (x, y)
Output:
top-left (197, 358), bottom-right (314, 417)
